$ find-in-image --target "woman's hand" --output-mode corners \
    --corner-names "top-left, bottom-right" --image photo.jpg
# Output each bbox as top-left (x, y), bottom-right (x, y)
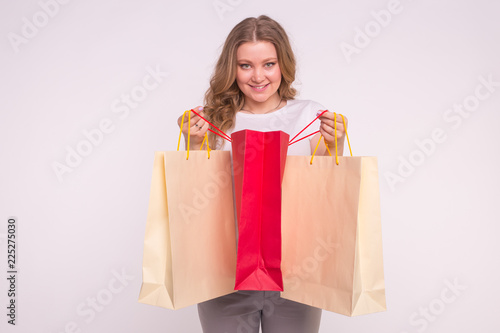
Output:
top-left (177, 106), bottom-right (209, 149)
top-left (311, 110), bottom-right (348, 156)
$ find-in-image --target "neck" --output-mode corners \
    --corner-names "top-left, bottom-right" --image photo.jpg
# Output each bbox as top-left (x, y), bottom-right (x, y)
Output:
top-left (241, 95), bottom-right (283, 114)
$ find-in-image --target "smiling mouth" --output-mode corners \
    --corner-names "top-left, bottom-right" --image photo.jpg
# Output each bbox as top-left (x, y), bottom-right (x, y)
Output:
top-left (250, 83), bottom-right (270, 90)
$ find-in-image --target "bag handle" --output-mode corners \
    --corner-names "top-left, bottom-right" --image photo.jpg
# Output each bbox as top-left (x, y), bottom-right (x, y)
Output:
top-left (189, 108), bottom-right (232, 143)
top-left (310, 113), bottom-right (352, 165)
top-left (176, 108), bottom-right (231, 159)
top-left (177, 110), bottom-right (212, 160)
top-left (288, 110), bottom-right (328, 146)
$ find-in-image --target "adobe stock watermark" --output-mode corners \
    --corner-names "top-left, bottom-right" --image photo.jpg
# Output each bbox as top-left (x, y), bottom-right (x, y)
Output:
top-left (7, 0), bottom-right (73, 54)
top-left (178, 166), bottom-right (232, 224)
top-left (284, 235), bottom-right (339, 291)
top-left (51, 65), bottom-right (169, 183)
top-left (399, 278), bottom-right (467, 333)
top-left (55, 268), bottom-right (135, 333)
top-left (385, 74), bottom-right (499, 192)
top-left (213, 0), bottom-right (245, 21)
top-left (340, 0), bottom-right (412, 64)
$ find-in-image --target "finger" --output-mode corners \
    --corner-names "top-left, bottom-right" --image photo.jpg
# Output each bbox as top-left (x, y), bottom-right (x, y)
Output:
top-left (182, 106), bottom-right (204, 122)
top-left (318, 116), bottom-right (340, 129)
top-left (193, 119), bottom-right (205, 131)
top-left (319, 128), bottom-right (336, 147)
top-left (189, 114), bottom-right (208, 134)
top-left (321, 123), bottom-right (345, 140)
top-left (183, 114), bottom-right (204, 130)
top-left (320, 119), bottom-right (345, 133)
top-left (178, 106), bottom-right (206, 134)
top-left (182, 119), bottom-right (200, 136)
top-left (179, 114), bottom-right (198, 129)
top-left (192, 107), bottom-right (207, 131)
top-left (317, 110), bottom-right (344, 119)
top-left (336, 114), bottom-right (348, 130)
top-left (190, 106), bottom-right (205, 119)
top-left (320, 123), bottom-right (335, 140)
top-left (190, 123), bottom-right (208, 138)
top-left (199, 121), bottom-right (209, 134)
top-left (192, 106), bottom-right (204, 113)
top-left (318, 112), bottom-right (345, 124)
top-left (187, 123), bottom-right (203, 137)
top-left (188, 115), bottom-right (202, 127)
top-left (316, 109), bottom-right (330, 118)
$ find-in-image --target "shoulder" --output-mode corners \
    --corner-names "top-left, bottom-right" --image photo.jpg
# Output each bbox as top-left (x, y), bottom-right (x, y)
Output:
top-left (286, 99), bottom-right (326, 118)
top-left (287, 99), bottom-right (325, 110)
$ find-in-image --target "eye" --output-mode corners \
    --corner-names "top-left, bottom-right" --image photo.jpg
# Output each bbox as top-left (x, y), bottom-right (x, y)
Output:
top-left (265, 62), bottom-right (276, 68)
top-left (239, 64), bottom-right (251, 69)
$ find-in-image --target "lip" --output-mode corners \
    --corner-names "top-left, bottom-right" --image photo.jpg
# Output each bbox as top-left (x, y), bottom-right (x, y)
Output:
top-left (249, 83), bottom-right (270, 92)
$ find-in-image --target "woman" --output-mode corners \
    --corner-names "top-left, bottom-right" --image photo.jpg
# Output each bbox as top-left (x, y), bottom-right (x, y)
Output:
top-left (178, 15), bottom-right (346, 333)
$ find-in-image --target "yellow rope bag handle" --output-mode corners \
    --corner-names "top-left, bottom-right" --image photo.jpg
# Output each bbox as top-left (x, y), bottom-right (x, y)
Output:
top-left (177, 110), bottom-right (211, 159)
top-left (310, 113), bottom-right (352, 165)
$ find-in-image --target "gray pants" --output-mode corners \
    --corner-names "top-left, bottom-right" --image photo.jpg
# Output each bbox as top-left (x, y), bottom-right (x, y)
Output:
top-left (197, 290), bottom-right (322, 333)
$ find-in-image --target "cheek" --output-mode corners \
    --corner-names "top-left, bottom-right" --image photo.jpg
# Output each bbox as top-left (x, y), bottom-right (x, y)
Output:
top-left (236, 69), bottom-right (250, 85)
top-left (235, 71), bottom-right (246, 92)
top-left (270, 66), bottom-right (282, 83)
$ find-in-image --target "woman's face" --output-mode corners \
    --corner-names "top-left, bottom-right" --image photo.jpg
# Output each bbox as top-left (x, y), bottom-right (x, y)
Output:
top-left (235, 41), bottom-right (282, 108)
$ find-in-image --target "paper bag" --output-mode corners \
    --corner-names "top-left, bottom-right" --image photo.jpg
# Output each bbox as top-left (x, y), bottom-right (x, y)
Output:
top-left (281, 155), bottom-right (386, 316)
top-left (231, 130), bottom-right (289, 291)
top-left (138, 150), bottom-right (237, 309)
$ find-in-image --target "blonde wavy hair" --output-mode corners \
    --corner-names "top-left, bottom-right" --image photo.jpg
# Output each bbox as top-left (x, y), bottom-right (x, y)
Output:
top-left (204, 15), bottom-right (297, 149)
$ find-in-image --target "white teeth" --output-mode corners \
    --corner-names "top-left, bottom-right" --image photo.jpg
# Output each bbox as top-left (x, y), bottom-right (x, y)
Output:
top-left (253, 85), bottom-right (267, 89)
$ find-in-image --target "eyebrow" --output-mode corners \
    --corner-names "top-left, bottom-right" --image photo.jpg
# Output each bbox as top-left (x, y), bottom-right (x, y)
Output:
top-left (237, 58), bottom-right (278, 63)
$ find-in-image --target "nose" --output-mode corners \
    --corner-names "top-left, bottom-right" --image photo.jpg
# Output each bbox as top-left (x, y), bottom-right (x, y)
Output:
top-left (252, 67), bottom-right (264, 83)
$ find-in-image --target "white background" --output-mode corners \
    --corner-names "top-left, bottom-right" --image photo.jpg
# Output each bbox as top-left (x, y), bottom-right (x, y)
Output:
top-left (1, 0), bottom-right (499, 332)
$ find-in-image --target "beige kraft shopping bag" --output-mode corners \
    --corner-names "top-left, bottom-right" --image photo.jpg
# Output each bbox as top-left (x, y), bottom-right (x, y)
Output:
top-left (138, 149), bottom-right (237, 309)
top-left (281, 124), bottom-right (386, 316)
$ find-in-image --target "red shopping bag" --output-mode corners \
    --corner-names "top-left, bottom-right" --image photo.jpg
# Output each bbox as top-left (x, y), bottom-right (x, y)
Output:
top-left (231, 130), bottom-right (289, 291)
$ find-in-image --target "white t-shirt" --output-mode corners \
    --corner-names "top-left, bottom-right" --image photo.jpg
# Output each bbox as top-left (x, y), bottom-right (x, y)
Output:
top-left (220, 99), bottom-right (325, 156)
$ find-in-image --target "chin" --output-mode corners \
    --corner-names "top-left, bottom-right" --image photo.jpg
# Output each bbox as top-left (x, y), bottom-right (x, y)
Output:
top-left (253, 96), bottom-right (272, 103)
top-left (248, 92), bottom-right (278, 103)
